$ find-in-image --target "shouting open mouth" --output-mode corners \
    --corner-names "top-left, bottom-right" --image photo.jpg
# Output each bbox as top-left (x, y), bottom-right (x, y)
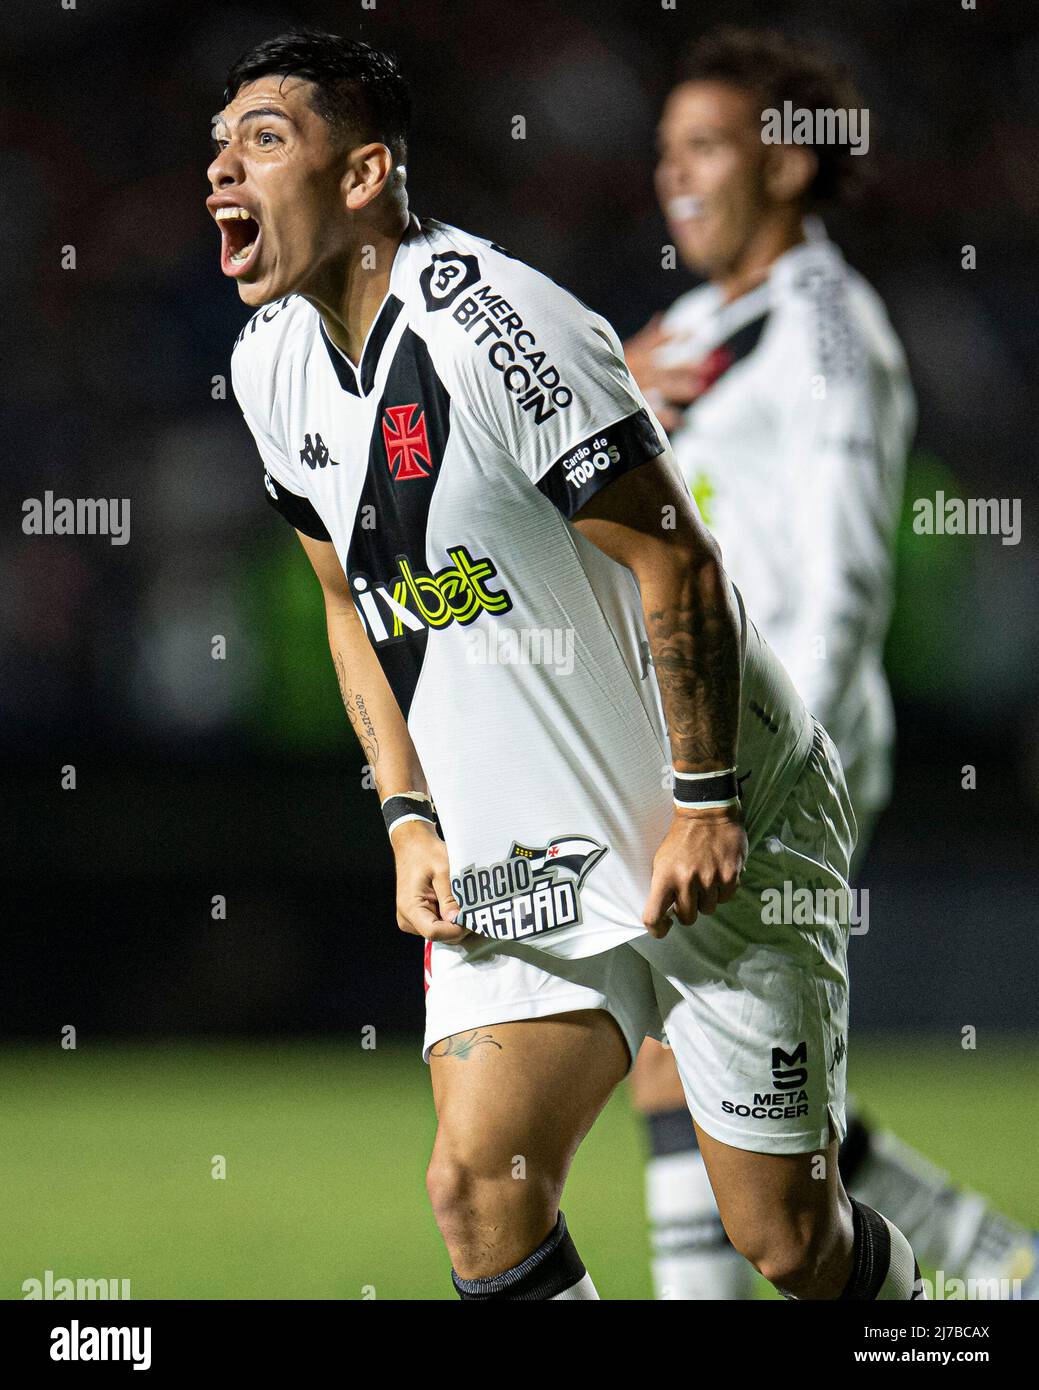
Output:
top-left (215, 205), bottom-right (262, 278)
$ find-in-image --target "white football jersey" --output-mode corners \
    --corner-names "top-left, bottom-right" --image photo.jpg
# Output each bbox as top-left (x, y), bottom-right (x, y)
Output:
top-left (657, 225), bottom-right (915, 814)
top-left (232, 215), bottom-right (814, 957)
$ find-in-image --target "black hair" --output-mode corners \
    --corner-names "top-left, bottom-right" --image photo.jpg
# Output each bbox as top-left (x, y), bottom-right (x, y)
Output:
top-left (225, 29), bottom-right (411, 163)
top-left (679, 27), bottom-right (867, 205)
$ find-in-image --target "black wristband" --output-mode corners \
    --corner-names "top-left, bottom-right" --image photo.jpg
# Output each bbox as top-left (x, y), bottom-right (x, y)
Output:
top-left (381, 794), bottom-right (437, 838)
top-left (672, 768), bottom-right (739, 808)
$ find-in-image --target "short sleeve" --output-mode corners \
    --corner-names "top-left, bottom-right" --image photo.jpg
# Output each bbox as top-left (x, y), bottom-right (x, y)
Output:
top-left (450, 262), bottom-right (666, 518)
top-left (230, 349), bottom-right (331, 542)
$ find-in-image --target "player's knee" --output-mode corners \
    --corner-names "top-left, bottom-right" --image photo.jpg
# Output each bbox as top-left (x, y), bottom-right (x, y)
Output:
top-left (425, 1149), bottom-right (555, 1245)
top-left (426, 1149), bottom-right (469, 1224)
top-left (725, 1210), bottom-right (832, 1293)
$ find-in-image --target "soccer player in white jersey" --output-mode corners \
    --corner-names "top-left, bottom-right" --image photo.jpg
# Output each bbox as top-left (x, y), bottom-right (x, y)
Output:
top-left (210, 29), bottom-right (927, 1300)
top-left (623, 26), bottom-right (1037, 1300)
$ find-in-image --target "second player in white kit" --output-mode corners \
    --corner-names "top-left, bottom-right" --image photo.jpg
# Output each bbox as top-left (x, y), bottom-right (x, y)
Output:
top-left (656, 219), bottom-right (913, 819)
top-left (622, 24), bottom-right (1033, 1303)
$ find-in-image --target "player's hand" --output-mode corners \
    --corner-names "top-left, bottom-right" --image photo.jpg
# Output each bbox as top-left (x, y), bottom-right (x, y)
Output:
top-left (642, 807), bottom-right (748, 938)
top-left (623, 313), bottom-right (709, 434)
top-left (391, 820), bottom-right (471, 943)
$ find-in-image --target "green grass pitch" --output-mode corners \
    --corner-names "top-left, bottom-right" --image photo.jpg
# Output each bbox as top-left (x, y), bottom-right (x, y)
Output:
top-left (2, 1037), bottom-right (1035, 1300)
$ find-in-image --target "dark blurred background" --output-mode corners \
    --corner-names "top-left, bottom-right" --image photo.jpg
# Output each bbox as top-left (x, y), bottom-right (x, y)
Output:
top-left (3, 0), bottom-right (1037, 1041)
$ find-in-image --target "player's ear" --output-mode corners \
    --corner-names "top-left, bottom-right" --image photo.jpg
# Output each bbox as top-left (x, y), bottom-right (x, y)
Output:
top-left (764, 144), bottom-right (817, 206)
top-left (343, 142), bottom-right (396, 211)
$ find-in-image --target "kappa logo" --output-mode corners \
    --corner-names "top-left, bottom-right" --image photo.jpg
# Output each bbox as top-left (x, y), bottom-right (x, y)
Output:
top-left (382, 404), bottom-right (433, 481)
top-left (299, 433), bottom-right (339, 470)
top-left (419, 251), bottom-right (481, 312)
top-left (830, 1033), bottom-right (847, 1073)
top-left (453, 836), bottom-right (609, 942)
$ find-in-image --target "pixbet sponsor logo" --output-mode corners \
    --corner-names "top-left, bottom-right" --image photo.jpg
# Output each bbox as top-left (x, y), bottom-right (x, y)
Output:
top-left (350, 544), bottom-right (512, 645)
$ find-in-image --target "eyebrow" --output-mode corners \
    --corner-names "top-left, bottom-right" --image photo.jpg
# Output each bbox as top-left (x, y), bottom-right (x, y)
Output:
top-left (211, 107), bottom-right (297, 134)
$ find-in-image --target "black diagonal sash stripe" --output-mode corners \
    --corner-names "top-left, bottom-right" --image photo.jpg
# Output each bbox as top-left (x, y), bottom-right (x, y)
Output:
top-left (346, 327), bottom-right (452, 720)
top-left (360, 296), bottom-right (404, 395)
top-left (319, 321), bottom-right (361, 396)
top-left (686, 310), bottom-right (771, 401)
top-left (320, 295), bottom-right (406, 399)
top-left (722, 309), bottom-right (770, 364)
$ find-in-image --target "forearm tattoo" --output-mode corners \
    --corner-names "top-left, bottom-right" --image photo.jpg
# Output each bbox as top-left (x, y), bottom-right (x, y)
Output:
top-left (333, 650), bottom-right (380, 766)
top-left (646, 592), bottom-right (741, 769)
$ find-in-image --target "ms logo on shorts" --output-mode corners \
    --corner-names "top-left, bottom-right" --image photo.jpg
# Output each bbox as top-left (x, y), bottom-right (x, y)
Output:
top-left (419, 251), bottom-right (481, 312)
top-left (452, 836), bottom-right (609, 941)
top-left (720, 1040), bottom-right (811, 1123)
top-left (771, 1041), bottom-right (808, 1089)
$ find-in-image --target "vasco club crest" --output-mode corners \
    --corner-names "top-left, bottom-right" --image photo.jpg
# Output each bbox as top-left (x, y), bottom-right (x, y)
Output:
top-left (452, 835), bottom-right (609, 942)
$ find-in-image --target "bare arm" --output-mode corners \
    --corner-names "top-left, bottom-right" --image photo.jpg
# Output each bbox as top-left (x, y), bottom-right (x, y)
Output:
top-left (570, 454), bottom-right (747, 933)
top-left (295, 530), bottom-right (466, 941)
top-left (296, 529), bottom-right (429, 800)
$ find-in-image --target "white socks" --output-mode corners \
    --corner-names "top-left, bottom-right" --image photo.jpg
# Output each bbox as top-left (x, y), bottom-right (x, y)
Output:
top-left (550, 1272), bottom-right (600, 1300)
top-left (647, 1146), bottom-right (757, 1300)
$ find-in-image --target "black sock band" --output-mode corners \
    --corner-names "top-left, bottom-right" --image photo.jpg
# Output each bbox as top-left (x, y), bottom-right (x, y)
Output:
top-left (646, 1106), bottom-right (700, 1157)
top-left (451, 1212), bottom-right (586, 1301)
top-left (841, 1198), bottom-right (892, 1300)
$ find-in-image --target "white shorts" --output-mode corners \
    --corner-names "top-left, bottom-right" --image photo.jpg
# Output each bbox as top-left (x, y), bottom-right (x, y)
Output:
top-left (423, 721), bottom-right (853, 1156)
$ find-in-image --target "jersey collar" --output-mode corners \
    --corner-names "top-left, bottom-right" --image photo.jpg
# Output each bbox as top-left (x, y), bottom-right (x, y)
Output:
top-left (320, 297), bottom-right (403, 397)
top-left (768, 217), bottom-right (844, 293)
top-left (318, 214), bottom-right (421, 397)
